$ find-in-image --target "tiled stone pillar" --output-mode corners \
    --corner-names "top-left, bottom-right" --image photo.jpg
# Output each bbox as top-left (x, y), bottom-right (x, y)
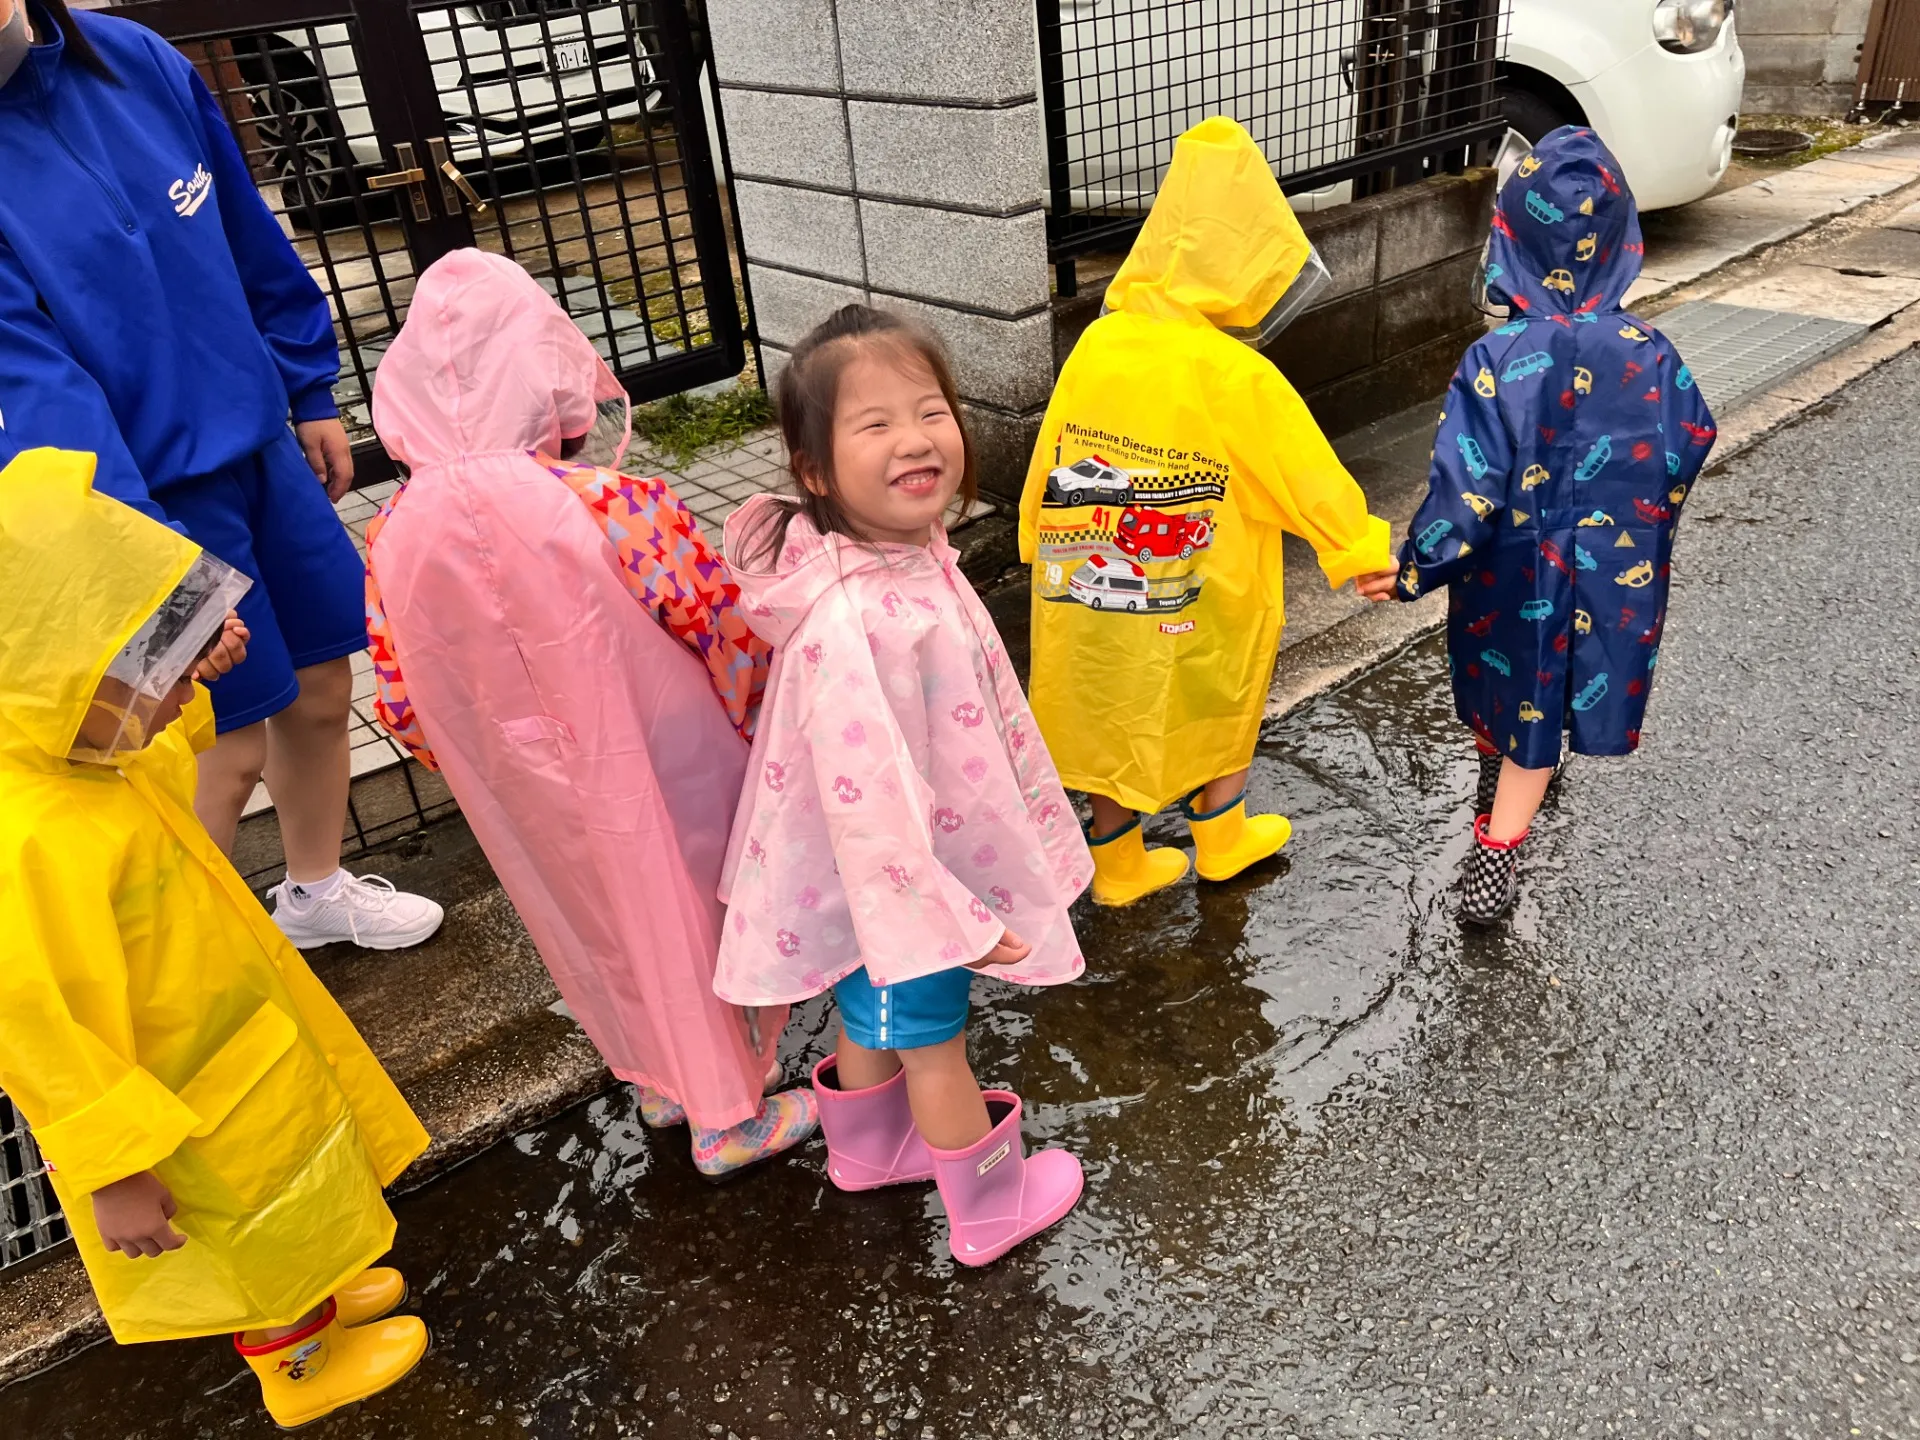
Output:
top-left (706, 0), bottom-right (1052, 501)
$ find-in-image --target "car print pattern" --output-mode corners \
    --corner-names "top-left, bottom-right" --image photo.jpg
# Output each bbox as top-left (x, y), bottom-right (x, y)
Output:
top-left (1394, 126), bottom-right (1717, 767)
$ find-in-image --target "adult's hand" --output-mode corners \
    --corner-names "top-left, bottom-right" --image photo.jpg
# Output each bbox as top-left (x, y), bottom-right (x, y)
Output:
top-left (295, 417), bottom-right (355, 502)
top-left (91, 1171), bottom-right (187, 1259)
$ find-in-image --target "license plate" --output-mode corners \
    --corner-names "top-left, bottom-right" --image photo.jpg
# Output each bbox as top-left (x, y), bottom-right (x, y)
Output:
top-left (550, 39), bottom-right (592, 73)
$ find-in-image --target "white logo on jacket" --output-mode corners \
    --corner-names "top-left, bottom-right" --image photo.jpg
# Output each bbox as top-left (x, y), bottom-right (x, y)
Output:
top-left (169, 164), bottom-right (213, 218)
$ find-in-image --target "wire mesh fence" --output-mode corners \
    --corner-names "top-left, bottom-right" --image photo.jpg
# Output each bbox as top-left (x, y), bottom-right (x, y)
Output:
top-left (1, 1095), bottom-right (68, 1274)
top-left (1038, 0), bottom-right (1508, 280)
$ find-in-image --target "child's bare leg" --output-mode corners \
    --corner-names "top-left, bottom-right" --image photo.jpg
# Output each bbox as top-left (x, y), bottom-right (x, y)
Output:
top-left (836, 1028), bottom-right (903, 1089)
top-left (261, 1305), bottom-right (327, 1341)
top-left (1087, 791), bottom-right (1135, 839)
top-left (1488, 759), bottom-right (1555, 842)
top-left (896, 1034), bottom-right (991, 1151)
top-left (1200, 766), bottom-right (1250, 810)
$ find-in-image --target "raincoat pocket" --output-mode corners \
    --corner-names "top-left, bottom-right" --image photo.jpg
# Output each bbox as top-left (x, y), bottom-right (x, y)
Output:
top-left (173, 1000), bottom-right (346, 1213)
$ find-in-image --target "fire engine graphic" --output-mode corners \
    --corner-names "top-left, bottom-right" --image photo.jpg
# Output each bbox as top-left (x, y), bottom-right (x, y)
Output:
top-left (1035, 499), bottom-right (1212, 614)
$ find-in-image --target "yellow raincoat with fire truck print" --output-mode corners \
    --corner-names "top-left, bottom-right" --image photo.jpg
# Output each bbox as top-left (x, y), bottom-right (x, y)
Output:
top-left (1019, 117), bottom-right (1394, 814)
top-left (0, 451), bottom-right (428, 1343)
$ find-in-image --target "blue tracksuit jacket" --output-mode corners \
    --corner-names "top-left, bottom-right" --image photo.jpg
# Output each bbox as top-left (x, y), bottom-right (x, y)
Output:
top-left (0, 10), bottom-right (339, 525)
top-left (1395, 127), bottom-right (1718, 768)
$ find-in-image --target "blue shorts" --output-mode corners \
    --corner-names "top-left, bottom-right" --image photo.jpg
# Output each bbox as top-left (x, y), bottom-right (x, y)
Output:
top-left (161, 429), bottom-right (368, 733)
top-left (833, 965), bottom-right (973, 1051)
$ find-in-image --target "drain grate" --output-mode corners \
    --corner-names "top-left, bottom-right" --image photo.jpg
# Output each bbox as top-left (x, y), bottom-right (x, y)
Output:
top-left (1650, 301), bottom-right (1866, 415)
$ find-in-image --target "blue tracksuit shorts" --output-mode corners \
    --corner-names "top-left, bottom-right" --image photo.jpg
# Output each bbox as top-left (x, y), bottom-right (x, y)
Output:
top-left (833, 965), bottom-right (974, 1051)
top-left (163, 427), bottom-right (368, 732)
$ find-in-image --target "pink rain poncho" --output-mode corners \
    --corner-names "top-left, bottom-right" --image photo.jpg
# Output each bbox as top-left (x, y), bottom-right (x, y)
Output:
top-left (366, 249), bottom-right (781, 1129)
top-left (715, 497), bottom-right (1094, 1006)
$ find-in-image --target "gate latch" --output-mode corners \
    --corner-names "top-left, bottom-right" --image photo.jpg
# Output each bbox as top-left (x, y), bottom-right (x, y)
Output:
top-left (428, 138), bottom-right (489, 216)
top-left (368, 142), bottom-right (432, 222)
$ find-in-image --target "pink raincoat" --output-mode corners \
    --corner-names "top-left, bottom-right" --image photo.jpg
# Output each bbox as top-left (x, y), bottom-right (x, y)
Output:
top-left (366, 249), bottom-right (782, 1129)
top-left (715, 497), bottom-right (1094, 1006)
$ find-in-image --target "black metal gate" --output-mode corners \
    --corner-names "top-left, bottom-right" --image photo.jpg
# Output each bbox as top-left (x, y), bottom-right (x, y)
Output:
top-left (99, 0), bottom-right (746, 488)
top-left (1037, 0), bottom-right (1508, 288)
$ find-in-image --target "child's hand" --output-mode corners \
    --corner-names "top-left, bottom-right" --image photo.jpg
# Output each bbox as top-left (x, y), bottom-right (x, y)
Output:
top-left (1354, 569), bottom-right (1401, 603)
top-left (193, 613), bottom-right (250, 683)
top-left (966, 927), bottom-right (1033, 971)
top-left (91, 1171), bottom-right (187, 1259)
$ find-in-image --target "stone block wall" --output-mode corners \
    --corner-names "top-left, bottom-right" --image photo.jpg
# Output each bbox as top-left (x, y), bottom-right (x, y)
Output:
top-left (704, 0), bottom-right (1053, 501)
top-left (1051, 170), bottom-right (1498, 443)
top-left (1737, 0), bottom-right (1870, 115)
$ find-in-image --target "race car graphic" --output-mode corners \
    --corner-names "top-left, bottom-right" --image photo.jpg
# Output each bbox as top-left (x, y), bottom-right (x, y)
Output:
top-left (1632, 497), bottom-right (1672, 523)
top-left (1045, 456), bottom-right (1134, 508)
top-left (1114, 505), bottom-right (1213, 562)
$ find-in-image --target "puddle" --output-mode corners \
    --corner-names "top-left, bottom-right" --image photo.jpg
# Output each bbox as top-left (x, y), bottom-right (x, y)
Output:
top-left (1, 634), bottom-right (1503, 1439)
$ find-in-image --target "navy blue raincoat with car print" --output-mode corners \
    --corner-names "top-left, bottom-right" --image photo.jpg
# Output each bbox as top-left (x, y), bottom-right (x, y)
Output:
top-left (1394, 127), bottom-right (1716, 770)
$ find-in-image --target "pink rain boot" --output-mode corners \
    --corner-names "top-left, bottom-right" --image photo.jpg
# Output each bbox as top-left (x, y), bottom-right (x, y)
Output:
top-left (811, 1055), bottom-right (936, 1191)
top-left (927, 1091), bottom-right (1083, 1267)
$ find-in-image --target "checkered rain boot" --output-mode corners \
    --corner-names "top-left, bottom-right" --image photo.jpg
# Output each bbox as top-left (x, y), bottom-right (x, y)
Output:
top-left (1460, 815), bottom-right (1527, 927)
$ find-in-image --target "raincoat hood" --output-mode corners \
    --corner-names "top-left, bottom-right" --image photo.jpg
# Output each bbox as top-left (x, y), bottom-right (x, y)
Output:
top-left (373, 248), bottom-right (630, 471)
top-left (0, 449), bottom-right (201, 770)
top-left (1486, 125), bottom-right (1643, 318)
top-left (722, 493), bottom-right (953, 646)
top-left (1103, 116), bottom-right (1313, 331)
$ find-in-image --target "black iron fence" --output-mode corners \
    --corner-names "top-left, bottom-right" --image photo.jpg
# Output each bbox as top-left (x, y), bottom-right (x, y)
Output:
top-left (1038, 0), bottom-right (1508, 288)
top-left (1, 1095), bottom-right (67, 1274)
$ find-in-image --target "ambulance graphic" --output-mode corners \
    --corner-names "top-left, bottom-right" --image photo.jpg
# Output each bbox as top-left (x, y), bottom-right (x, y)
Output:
top-left (1066, 554), bottom-right (1152, 611)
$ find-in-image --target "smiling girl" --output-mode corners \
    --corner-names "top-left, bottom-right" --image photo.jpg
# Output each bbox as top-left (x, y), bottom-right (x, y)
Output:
top-left (717, 305), bottom-right (1093, 1267)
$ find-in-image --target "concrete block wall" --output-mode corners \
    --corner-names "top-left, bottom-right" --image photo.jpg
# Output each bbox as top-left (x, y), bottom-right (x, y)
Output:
top-left (705, 0), bottom-right (1052, 501)
top-left (1051, 170), bottom-right (1498, 443)
top-left (1738, 0), bottom-right (1871, 115)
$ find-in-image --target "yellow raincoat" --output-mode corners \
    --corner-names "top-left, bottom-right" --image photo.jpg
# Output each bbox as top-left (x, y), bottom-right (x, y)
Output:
top-left (0, 451), bottom-right (428, 1343)
top-left (1019, 117), bottom-right (1395, 814)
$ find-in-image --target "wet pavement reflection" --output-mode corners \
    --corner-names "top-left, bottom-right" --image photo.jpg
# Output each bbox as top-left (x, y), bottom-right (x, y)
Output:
top-left (1, 635), bottom-right (1493, 1439)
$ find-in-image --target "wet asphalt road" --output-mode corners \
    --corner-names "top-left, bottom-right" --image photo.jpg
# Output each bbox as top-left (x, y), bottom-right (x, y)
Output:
top-left (7, 354), bottom-right (1920, 1439)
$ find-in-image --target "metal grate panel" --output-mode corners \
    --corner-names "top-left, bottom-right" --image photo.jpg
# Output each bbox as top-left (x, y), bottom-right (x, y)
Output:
top-left (1037, 0), bottom-right (1510, 279)
top-left (1, 1095), bottom-right (69, 1274)
top-left (1651, 301), bottom-right (1867, 414)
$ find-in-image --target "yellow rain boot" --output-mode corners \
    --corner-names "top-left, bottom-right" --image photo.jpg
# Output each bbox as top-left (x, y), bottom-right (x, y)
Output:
top-left (1086, 816), bottom-right (1190, 906)
top-left (334, 1267), bottom-right (407, 1327)
top-left (1180, 789), bottom-right (1291, 882)
top-left (236, 1298), bottom-right (429, 1430)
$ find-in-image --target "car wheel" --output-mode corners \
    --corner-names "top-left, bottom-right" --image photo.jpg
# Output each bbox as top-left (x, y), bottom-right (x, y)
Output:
top-left (1179, 543), bottom-right (1194, 559)
top-left (1499, 81), bottom-right (1581, 146)
top-left (232, 40), bottom-right (361, 231)
top-left (1067, 489), bottom-right (1085, 507)
top-left (1090, 596), bottom-right (1104, 610)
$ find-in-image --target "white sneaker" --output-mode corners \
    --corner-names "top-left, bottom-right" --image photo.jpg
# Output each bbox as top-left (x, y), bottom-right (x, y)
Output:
top-left (268, 872), bottom-right (445, 951)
